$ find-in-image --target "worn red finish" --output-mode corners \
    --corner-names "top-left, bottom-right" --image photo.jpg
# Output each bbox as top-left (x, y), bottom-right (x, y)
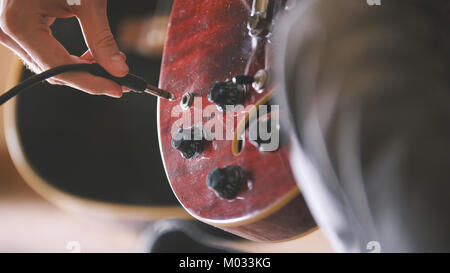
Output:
top-left (158, 0), bottom-right (316, 241)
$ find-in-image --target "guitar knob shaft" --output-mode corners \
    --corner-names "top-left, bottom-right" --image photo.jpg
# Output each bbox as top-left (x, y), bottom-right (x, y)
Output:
top-left (208, 81), bottom-right (245, 112)
top-left (249, 117), bottom-right (280, 152)
top-left (207, 166), bottom-right (247, 199)
top-left (172, 127), bottom-right (205, 159)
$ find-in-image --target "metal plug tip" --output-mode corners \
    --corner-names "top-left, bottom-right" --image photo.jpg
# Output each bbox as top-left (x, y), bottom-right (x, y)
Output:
top-left (144, 84), bottom-right (176, 101)
top-left (168, 93), bottom-right (177, 101)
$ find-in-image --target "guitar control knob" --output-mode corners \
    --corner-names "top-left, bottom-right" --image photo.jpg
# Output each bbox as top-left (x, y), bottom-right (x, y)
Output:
top-left (207, 166), bottom-right (247, 199)
top-left (208, 81), bottom-right (245, 112)
top-left (172, 127), bottom-right (206, 159)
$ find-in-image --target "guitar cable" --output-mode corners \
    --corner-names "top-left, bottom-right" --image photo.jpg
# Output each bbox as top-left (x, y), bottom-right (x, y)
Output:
top-left (0, 63), bottom-right (175, 106)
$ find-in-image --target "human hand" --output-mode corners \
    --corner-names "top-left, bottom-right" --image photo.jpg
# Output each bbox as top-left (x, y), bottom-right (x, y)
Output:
top-left (0, 0), bottom-right (129, 98)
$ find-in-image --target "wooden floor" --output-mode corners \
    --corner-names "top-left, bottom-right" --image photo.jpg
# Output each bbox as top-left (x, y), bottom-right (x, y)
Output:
top-left (0, 151), bottom-right (152, 253)
top-left (0, 46), bottom-right (333, 253)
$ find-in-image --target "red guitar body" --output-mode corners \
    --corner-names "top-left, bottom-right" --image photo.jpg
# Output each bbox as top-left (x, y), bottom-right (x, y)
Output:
top-left (158, 0), bottom-right (316, 241)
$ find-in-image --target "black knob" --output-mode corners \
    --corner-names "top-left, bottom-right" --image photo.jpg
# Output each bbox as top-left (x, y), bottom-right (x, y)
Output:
top-left (206, 166), bottom-right (247, 199)
top-left (208, 81), bottom-right (245, 112)
top-left (172, 127), bottom-right (205, 159)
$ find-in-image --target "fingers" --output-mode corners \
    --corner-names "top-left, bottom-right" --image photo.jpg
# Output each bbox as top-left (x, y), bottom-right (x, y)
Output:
top-left (1, 13), bottom-right (123, 97)
top-left (80, 49), bottom-right (130, 94)
top-left (76, 0), bottom-right (129, 78)
top-left (0, 1), bottom-right (122, 97)
top-left (80, 49), bottom-right (126, 62)
top-left (52, 55), bottom-right (124, 98)
top-left (58, 72), bottom-right (124, 98)
top-left (0, 29), bottom-right (41, 73)
top-left (35, 31), bottom-right (123, 97)
top-left (0, 27), bottom-right (116, 94)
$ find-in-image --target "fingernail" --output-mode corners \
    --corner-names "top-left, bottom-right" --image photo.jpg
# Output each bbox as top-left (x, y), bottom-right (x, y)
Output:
top-left (119, 51), bottom-right (127, 61)
top-left (108, 90), bottom-right (123, 99)
top-left (111, 54), bottom-right (129, 75)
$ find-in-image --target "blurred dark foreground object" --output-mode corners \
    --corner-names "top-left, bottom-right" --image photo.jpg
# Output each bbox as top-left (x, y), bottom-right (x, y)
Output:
top-left (276, 0), bottom-right (450, 252)
top-left (142, 219), bottom-right (241, 253)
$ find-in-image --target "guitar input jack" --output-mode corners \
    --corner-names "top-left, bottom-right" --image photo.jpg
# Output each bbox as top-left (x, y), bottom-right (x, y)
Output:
top-left (180, 92), bottom-right (195, 110)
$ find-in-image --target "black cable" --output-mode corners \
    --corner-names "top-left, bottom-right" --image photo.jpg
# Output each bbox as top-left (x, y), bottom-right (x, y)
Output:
top-left (0, 63), bottom-right (150, 106)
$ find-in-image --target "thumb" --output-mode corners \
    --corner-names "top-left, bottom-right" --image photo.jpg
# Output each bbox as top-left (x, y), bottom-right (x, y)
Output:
top-left (77, 0), bottom-right (129, 77)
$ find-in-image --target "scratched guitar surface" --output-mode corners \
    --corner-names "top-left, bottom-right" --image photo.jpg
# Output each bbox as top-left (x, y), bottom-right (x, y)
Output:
top-left (159, 0), bottom-right (315, 241)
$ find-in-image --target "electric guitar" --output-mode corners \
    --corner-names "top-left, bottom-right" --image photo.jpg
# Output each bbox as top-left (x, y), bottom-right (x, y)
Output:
top-left (158, 0), bottom-right (316, 241)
